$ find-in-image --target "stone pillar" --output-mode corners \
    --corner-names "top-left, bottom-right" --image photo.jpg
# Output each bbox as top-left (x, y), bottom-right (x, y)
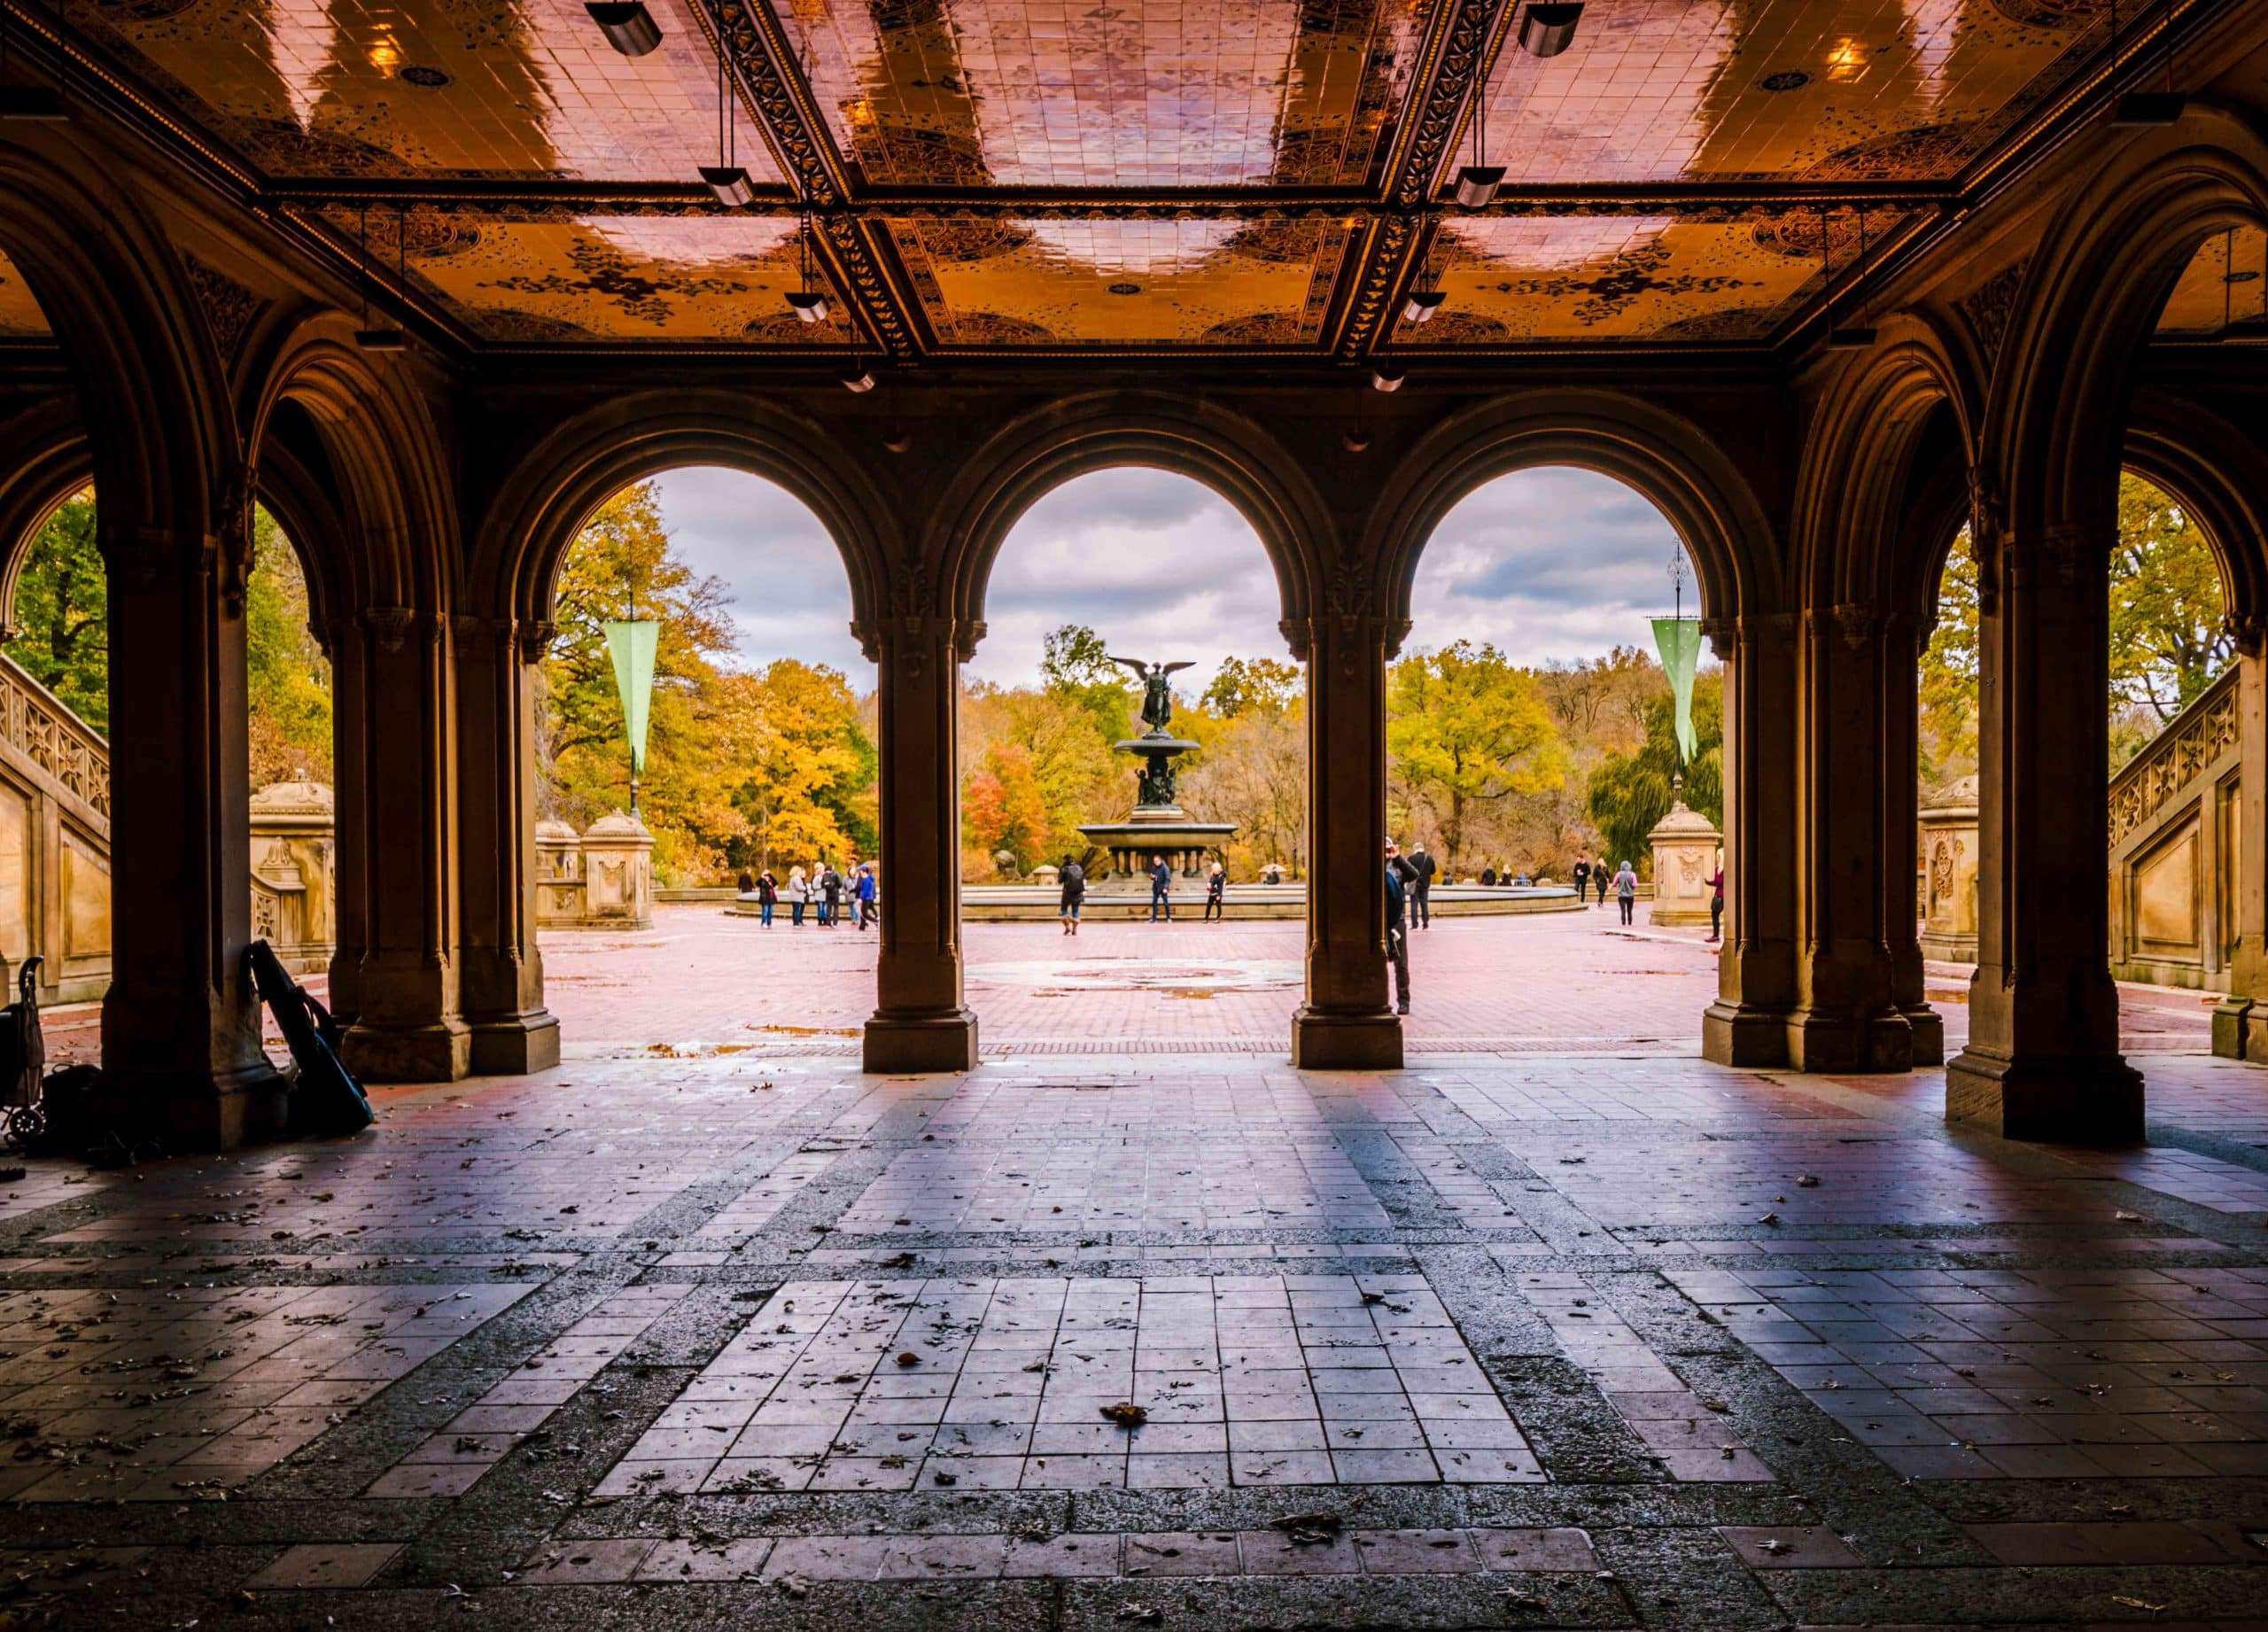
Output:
top-left (578, 812), bottom-right (654, 928)
top-left (1646, 802), bottom-right (1720, 926)
top-left (1946, 524), bottom-right (2141, 1142)
top-left (533, 820), bottom-right (584, 928)
top-left (863, 614), bottom-right (977, 1072)
top-left (333, 608), bottom-right (469, 1083)
top-left (455, 617), bottom-right (559, 1075)
top-left (1291, 611), bottom-right (1402, 1069)
top-left (1917, 776), bottom-right (1979, 963)
top-left (1882, 613), bottom-right (1945, 1065)
top-left (1783, 607), bottom-right (1924, 1072)
top-left (2215, 642), bottom-right (2267, 1061)
top-left (1703, 614), bottom-right (1799, 1066)
top-left (97, 529), bottom-right (285, 1148)
top-left (325, 615), bottom-right (367, 1030)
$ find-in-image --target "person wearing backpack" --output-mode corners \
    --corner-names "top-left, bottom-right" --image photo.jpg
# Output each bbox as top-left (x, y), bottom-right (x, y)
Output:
top-left (1058, 852), bottom-right (1086, 936)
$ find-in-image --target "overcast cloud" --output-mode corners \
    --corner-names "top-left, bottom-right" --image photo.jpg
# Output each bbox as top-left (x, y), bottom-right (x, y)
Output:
top-left (647, 462), bottom-right (1694, 687)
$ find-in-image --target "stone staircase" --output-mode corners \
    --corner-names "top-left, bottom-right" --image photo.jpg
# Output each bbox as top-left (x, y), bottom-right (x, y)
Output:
top-left (0, 649), bottom-right (112, 1003)
top-left (2107, 663), bottom-right (2241, 991)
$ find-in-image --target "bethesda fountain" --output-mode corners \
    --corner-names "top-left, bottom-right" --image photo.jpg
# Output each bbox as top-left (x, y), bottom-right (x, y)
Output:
top-left (1076, 653), bottom-right (1238, 879)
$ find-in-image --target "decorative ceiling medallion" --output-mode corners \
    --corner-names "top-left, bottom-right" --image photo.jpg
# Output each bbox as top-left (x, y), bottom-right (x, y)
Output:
top-left (481, 240), bottom-right (756, 327)
top-left (1107, 283), bottom-right (1141, 295)
top-left (1807, 122), bottom-right (1980, 183)
top-left (904, 218), bottom-right (1031, 264)
top-left (399, 66), bottom-right (452, 89)
top-left (1199, 312), bottom-right (1308, 345)
top-left (945, 312), bottom-right (1057, 345)
top-left (1759, 71), bottom-right (1812, 92)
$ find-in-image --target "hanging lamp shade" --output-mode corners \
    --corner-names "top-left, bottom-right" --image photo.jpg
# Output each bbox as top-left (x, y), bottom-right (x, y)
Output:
top-left (0, 85), bottom-right (66, 121)
top-left (1370, 361), bottom-right (1405, 392)
top-left (698, 164), bottom-right (754, 206)
top-left (1402, 288), bottom-right (1446, 325)
top-left (787, 289), bottom-right (830, 323)
top-left (1454, 165), bottom-right (1503, 207)
top-left (1518, 3), bottom-right (1584, 58)
top-left (586, 2), bottom-right (662, 57)
top-left (1651, 616), bottom-right (1700, 766)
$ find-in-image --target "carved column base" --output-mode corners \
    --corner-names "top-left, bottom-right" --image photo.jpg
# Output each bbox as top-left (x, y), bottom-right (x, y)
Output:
top-left (1904, 1005), bottom-right (1946, 1069)
top-left (1783, 1006), bottom-right (1915, 1073)
top-left (99, 1056), bottom-right (291, 1153)
top-left (1702, 1001), bottom-right (1788, 1067)
top-left (344, 1018), bottom-right (471, 1084)
top-left (1946, 1045), bottom-right (2144, 1145)
top-left (864, 1008), bottom-right (978, 1074)
top-left (1291, 1008), bottom-right (1403, 1071)
top-left (469, 1012), bottom-right (562, 1076)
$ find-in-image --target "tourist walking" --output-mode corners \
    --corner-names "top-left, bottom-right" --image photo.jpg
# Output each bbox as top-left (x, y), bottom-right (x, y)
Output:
top-left (820, 863), bottom-right (843, 927)
top-left (736, 867), bottom-right (755, 895)
top-left (1407, 843), bottom-right (1436, 929)
top-left (1612, 859), bottom-right (1638, 926)
top-left (1571, 856), bottom-right (1588, 902)
top-left (1148, 854), bottom-right (1174, 922)
top-left (1707, 860), bottom-right (1724, 943)
top-left (1203, 860), bottom-right (1226, 922)
top-left (855, 862), bottom-right (877, 930)
top-left (1058, 852), bottom-right (1085, 936)
top-left (756, 869), bottom-right (777, 927)
top-left (1591, 856), bottom-right (1610, 905)
top-left (1384, 839), bottom-right (1411, 1014)
top-left (787, 866), bottom-right (808, 926)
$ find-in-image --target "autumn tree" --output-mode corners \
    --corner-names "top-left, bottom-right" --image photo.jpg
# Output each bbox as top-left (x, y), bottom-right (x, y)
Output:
top-left (715, 659), bottom-right (876, 873)
top-left (8, 488), bottom-right (106, 730)
top-left (1585, 671), bottom-right (1723, 872)
top-left (245, 507), bottom-right (333, 784)
top-left (1917, 525), bottom-right (1980, 785)
top-left (1386, 641), bottom-right (1566, 874)
top-left (1201, 656), bottom-right (1302, 718)
top-left (2110, 473), bottom-right (2228, 722)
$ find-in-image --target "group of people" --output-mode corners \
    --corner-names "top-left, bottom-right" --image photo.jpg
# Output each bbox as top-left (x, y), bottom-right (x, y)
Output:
top-left (737, 861), bottom-right (877, 930)
top-left (1053, 854), bottom-right (1231, 931)
top-left (1569, 856), bottom-right (1642, 925)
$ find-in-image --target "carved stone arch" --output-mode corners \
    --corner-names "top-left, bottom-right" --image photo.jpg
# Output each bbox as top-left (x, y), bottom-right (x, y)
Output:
top-left (470, 391), bottom-right (891, 647)
top-left (0, 139), bottom-right (236, 545)
top-left (1792, 313), bottom-right (1978, 621)
top-left (0, 397), bottom-right (93, 639)
top-left (241, 310), bottom-right (456, 616)
top-left (931, 392), bottom-right (1324, 657)
top-left (1983, 112), bottom-right (2268, 542)
top-left (2122, 389), bottom-right (2268, 653)
top-left (1365, 389), bottom-right (1773, 645)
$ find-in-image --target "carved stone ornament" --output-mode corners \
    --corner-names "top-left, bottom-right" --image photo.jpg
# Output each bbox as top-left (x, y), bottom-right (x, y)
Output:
top-left (213, 462), bottom-right (254, 617)
top-left (1957, 258), bottom-right (2028, 366)
top-left (1831, 602), bottom-right (1877, 649)
top-left (183, 254), bottom-right (264, 364)
top-left (515, 618), bottom-right (559, 664)
top-left (2228, 610), bottom-right (2266, 659)
top-left (362, 605), bottom-right (416, 652)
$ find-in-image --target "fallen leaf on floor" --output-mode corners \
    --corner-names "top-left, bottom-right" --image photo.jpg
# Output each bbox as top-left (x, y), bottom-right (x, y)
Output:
top-left (1100, 1402), bottom-right (1147, 1426)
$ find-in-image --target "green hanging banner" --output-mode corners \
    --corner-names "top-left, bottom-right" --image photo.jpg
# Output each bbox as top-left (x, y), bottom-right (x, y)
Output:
top-left (1651, 616), bottom-right (1700, 768)
top-left (603, 618), bottom-right (659, 775)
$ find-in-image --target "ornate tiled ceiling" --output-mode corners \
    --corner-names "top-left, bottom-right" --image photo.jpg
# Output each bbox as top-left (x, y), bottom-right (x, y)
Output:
top-left (2155, 225), bottom-right (2268, 336)
top-left (31, 0), bottom-right (2213, 354)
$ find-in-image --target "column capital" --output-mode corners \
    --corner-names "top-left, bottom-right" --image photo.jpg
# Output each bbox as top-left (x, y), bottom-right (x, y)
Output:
top-left (98, 528), bottom-right (218, 592)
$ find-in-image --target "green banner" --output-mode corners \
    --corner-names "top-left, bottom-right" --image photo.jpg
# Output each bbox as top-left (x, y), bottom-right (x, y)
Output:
top-left (604, 618), bottom-right (659, 774)
top-left (1651, 616), bottom-right (1700, 767)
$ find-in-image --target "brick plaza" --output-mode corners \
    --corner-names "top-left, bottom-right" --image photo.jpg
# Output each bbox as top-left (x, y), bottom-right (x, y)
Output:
top-left (1, 911), bottom-right (2263, 1628)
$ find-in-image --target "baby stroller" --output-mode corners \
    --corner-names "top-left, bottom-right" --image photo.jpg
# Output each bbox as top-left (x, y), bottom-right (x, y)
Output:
top-left (0, 957), bottom-right (44, 1149)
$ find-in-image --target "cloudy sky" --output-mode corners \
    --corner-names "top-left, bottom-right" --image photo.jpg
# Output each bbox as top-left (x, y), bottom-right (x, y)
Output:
top-left (646, 463), bottom-right (1695, 687)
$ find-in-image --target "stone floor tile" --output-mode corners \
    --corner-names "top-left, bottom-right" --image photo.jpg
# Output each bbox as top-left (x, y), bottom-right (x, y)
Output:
top-left (243, 1543), bottom-right (404, 1590)
top-left (1003, 1534), bottom-right (1120, 1577)
top-left (1350, 1528), bottom-right (1482, 1574)
top-left (634, 1538), bottom-right (776, 1581)
top-left (1123, 1532), bottom-right (1243, 1577)
top-left (1471, 1528), bottom-right (1599, 1572)
top-left (1718, 1527), bottom-right (1868, 1568)
top-left (522, 1541), bottom-right (656, 1584)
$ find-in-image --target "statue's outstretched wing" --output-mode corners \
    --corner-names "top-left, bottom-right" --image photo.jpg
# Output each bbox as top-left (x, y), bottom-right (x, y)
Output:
top-left (1103, 655), bottom-right (1151, 680)
top-left (1158, 661), bottom-right (1197, 676)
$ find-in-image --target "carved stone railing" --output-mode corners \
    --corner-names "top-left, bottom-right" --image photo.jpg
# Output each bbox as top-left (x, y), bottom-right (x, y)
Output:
top-left (2108, 664), bottom-right (2238, 848)
top-left (0, 650), bottom-right (107, 819)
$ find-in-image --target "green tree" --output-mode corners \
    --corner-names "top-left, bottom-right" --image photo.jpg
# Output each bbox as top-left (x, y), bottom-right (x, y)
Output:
top-left (1039, 622), bottom-right (1135, 742)
top-left (245, 505), bottom-right (333, 784)
top-left (8, 487), bottom-right (106, 731)
top-left (1201, 656), bottom-right (1302, 718)
top-left (1917, 525), bottom-right (1979, 785)
top-left (1586, 672), bottom-right (1724, 872)
top-left (1386, 641), bottom-right (1566, 874)
top-left (2110, 472), bottom-right (2228, 721)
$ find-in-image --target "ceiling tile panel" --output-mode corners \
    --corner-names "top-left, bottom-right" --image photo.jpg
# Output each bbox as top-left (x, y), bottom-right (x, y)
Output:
top-left (2156, 226), bottom-right (2268, 335)
top-left (0, 251), bottom-right (50, 338)
top-left (780, 0), bottom-right (1433, 187)
top-left (886, 213), bottom-right (1351, 343)
top-left (1458, 0), bottom-right (2109, 189)
top-left (321, 208), bottom-right (835, 341)
top-left (69, 0), bottom-right (784, 183)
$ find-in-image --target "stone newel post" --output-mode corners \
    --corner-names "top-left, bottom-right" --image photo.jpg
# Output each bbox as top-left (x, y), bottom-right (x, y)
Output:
top-left (1646, 801), bottom-right (1721, 926)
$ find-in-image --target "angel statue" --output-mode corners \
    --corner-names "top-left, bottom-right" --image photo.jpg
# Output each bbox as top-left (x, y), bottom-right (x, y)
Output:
top-left (1106, 655), bottom-right (1195, 734)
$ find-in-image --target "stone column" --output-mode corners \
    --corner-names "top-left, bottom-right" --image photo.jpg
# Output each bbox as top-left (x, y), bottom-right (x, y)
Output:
top-left (455, 617), bottom-right (560, 1075)
top-left (1882, 612), bottom-right (1946, 1064)
top-left (331, 607), bottom-right (469, 1082)
top-left (1703, 614), bottom-right (1799, 1066)
top-left (2215, 640), bottom-right (2267, 1060)
top-left (1946, 524), bottom-right (2142, 1142)
top-left (97, 528), bottom-right (285, 1148)
top-left (323, 616), bottom-right (367, 1030)
top-left (1290, 610), bottom-right (1402, 1069)
top-left (863, 613), bottom-right (978, 1072)
top-left (1783, 606), bottom-right (1922, 1071)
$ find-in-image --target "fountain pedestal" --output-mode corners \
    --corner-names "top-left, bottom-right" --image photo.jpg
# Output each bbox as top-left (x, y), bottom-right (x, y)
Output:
top-left (1077, 732), bottom-right (1238, 880)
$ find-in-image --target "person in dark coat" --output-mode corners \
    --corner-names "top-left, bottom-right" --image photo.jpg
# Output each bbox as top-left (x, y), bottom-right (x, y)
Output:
top-left (1406, 843), bottom-right (1437, 929)
top-left (1203, 861), bottom-right (1226, 922)
top-left (1571, 857), bottom-right (1589, 902)
top-left (1384, 840), bottom-right (1411, 1014)
top-left (1058, 852), bottom-right (1085, 936)
top-left (756, 869), bottom-right (777, 927)
top-left (1148, 854), bottom-right (1174, 923)
top-left (820, 864), bottom-right (843, 927)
